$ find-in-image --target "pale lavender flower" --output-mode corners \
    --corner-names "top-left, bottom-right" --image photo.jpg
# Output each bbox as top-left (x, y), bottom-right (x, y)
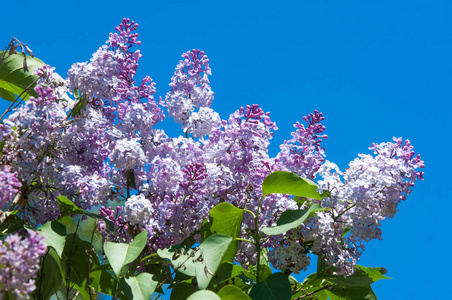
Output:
top-left (183, 107), bottom-right (221, 137)
top-left (165, 49), bottom-right (213, 126)
top-left (296, 137), bottom-right (426, 275)
top-left (0, 231), bottom-right (47, 299)
top-left (0, 165), bottom-right (21, 210)
top-left (110, 138), bottom-right (146, 171)
top-left (122, 194), bottom-right (154, 227)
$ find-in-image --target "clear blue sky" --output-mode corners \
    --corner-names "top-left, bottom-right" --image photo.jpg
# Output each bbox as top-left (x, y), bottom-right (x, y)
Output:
top-left (2, 1), bottom-right (450, 299)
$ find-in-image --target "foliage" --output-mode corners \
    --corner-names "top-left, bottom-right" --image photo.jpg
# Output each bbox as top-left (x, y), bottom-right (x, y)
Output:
top-left (0, 19), bottom-right (423, 299)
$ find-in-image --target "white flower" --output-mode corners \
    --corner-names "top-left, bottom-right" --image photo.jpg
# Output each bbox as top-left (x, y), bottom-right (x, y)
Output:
top-left (122, 194), bottom-right (154, 227)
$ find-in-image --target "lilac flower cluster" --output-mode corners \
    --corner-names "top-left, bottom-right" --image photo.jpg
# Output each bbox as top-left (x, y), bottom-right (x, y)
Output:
top-left (280, 137), bottom-right (425, 275)
top-left (1, 19), bottom-right (163, 223)
top-left (0, 165), bottom-right (21, 210)
top-left (122, 194), bottom-right (154, 227)
top-left (277, 110), bottom-right (327, 179)
top-left (165, 49), bottom-right (214, 135)
top-left (0, 231), bottom-right (47, 299)
top-left (0, 19), bottom-right (424, 278)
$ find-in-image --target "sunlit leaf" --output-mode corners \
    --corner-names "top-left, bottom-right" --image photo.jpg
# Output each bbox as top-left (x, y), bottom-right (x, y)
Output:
top-left (187, 290), bottom-right (221, 300)
top-left (201, 202), bottom-right (244, 263)
top-left (38, 221), bottom-right (67, 258)
top-left (262, 171), bottom-right (328, 199)
top-left (0, 50), bottom-right (46, 101)
top-left (123, 273), bottom-right (158, 300)
top-left (104, 230), bottom-right (148, 278)
top-left (217, 285), bottom-right (251, 300)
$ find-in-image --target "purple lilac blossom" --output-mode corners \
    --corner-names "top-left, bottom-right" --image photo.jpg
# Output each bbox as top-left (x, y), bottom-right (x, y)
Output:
top-left (165, 49), bottom-right (213, 128)
top-left (276, 110), bottom-right (327, 179)
top-left (0, 165), bottom-right (21, 210)
top-left (1, 19), bottom-right (164, 224)
top-left (293, 137), bottom-right (425, 275)
top-left (0, 231), bottom-right (47, 299)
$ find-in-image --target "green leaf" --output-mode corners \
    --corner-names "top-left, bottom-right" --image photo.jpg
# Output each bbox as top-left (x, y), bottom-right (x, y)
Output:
top-left (301, 264), bottom-right (389, 300)
top-left (38, 221), bottom-right (67, 258)
top-left (187, 290), bottom-right (221, 300)
top-left (56, 195), bottom-right (85, 217)
top-left (248, 272), bottom-right (291, 300)
top-left (117, 277), bottom-right (134, 300)
top-left (192, 234), bottom-right (233, 289)
top-left (323, 290), bottom-right (347, 300)
top-left (68, 96), bottom-right (88, 117)
top-left (209, 263), bottom-right (252, 291)
top-left (170, 277), bottom-right (195, 300)
top-left (262, 171), bottom-right (328, 200)
top-left (36, 249), bottom-right (64, 300)
top-left (56, 195), bottom-right (115, 231)
top-left (158, 244), bottom-right (196, 277)
top-left (61, 233), bottom-right (101, 299)
top-left (327, 265), bottom-right (390, 287)
top-left (0, 210), bottom-right (25, 236)
top-left (248, 248), bottom-right (272, 282)
top-left (0, 87), bottom-right (15, 101)
top-left (123, 273), bottom-right (158, 300)
top-left (0, 50), bottom-right (46, 101)
top-left (261, 203), bottom-right (324, 235)
top-left (314, 290), bottom-right (335, 300)
top-left (95, 270), bottom-right (117, 296)
top-left (201, 202), bottom-right (244, 263)
top-left (217, 285), bottom-right (252, 300)
top-left (158, 234), bottom-right (233, 290)
top-left (330, 285), bottom-right (377, 300)
top-left (143, 261), bottom-right (172, 289)
top-left (205, 203), bottom-right (244, 238)
top-left (104, 230), bottom-right (148, 278)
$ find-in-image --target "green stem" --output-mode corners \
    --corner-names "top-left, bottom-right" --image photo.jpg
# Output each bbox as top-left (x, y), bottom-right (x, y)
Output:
top-left (243, 209), bottom-right (256, 219)
top-left (334, 203), bottom-right (355, 221)
top-left (235, 238), bottom-right (254, 244)
top-left (139, 253), bottom-right (158, 264)
top-left (255, 221), bottom-right (261, 283)
top-left (254, 196), bottom-right (264, 282)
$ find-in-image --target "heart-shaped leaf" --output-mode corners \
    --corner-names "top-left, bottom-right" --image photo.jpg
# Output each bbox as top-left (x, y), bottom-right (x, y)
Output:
top-left (123, 273), bottom-right (158, 300)
top-left (104, 230), bottom-right (148, 278)
top-left (201, 202), bottom-right (244, 263)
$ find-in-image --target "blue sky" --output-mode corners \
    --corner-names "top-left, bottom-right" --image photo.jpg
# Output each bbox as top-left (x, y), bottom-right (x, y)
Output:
top-left (2, 1), bottom-right (451, 299)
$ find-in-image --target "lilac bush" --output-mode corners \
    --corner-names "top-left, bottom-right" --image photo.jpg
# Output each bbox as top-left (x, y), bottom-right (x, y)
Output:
top-left (0, 18), bottom-right (424, 299)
